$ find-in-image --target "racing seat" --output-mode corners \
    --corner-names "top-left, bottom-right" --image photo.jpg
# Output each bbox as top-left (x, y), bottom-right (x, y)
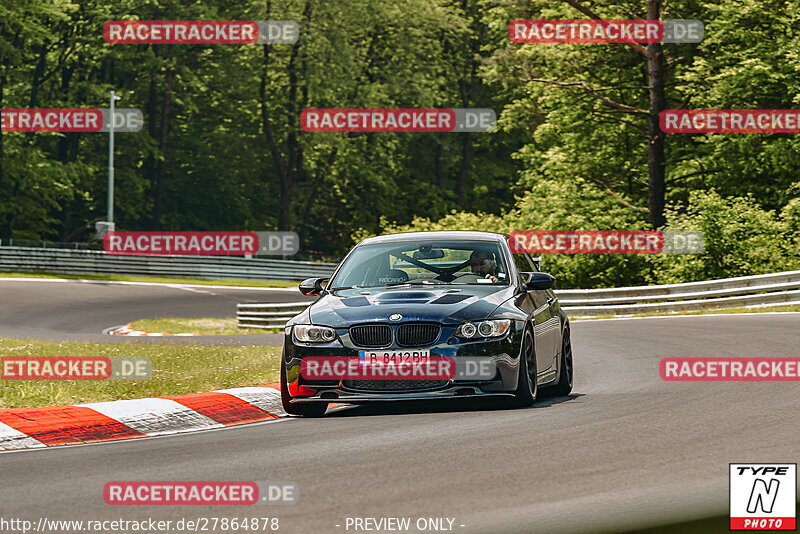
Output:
top-left (377, 268), bottom-right (409, 285)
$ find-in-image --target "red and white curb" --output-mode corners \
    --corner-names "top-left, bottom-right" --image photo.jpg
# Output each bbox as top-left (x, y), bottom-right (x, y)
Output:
top-left (0, 384), bottom-right (284, 451)
top-left (107, 324), bottom-right (199, 337)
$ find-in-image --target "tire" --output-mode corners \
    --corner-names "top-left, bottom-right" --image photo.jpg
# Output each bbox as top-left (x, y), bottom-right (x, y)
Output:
top-left (280, 353), bottom-right (328, 417)
top-left (512, 327), bottom-right (538, 407)
top-left (550, 325), bottom-right (574, 397)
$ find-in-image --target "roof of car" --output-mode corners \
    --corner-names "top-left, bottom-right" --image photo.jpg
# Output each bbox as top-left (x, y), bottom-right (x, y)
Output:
top-left (359, 230), bottom-right (507, 245)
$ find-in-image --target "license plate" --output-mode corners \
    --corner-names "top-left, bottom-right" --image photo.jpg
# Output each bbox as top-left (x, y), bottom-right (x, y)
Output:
top-left (358, 350), bottom-right (430, 366)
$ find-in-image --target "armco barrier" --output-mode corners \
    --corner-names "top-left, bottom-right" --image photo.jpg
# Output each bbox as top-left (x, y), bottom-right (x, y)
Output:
top-left (236, 270), bottom-right (800, 327)
top-left (557, 270), bottom-right (800, 316)
top-left (237, 302), bottom-right (310, 329)
top-left (0, 246), bottom-right (337, 281)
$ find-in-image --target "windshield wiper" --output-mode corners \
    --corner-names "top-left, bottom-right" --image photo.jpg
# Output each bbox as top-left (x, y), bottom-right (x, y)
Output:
top-left (331, 280), bottom-right (453, 289)
top-left (385, 280), bottom-right (452, 287)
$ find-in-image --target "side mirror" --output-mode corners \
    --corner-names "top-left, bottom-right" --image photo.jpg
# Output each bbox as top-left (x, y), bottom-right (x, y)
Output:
top-left (521, 272), bottom-right (556, 290)
top-left (299, 278), bottom-right (328, 296)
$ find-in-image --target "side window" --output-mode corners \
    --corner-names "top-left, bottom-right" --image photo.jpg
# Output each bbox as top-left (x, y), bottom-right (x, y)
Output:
top-left (528, 254), bottom-right (541, 272)
top-left (512, 253), bottom-right (536, 274)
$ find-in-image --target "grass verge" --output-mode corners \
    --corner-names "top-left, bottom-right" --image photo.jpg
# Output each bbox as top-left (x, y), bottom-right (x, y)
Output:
top-left (626, 514), bottom-right (729, 533)
top-left (128, 317), bottom-right (279, 335)
top-left (572, 304), bottom-right (800, 320)
top-left (627, 507), bottom-right (800, 533)
top-left (0, 338), bottom-right (282, 409)
top-left (0, 270), bottom-right (298, 288)
top-left (133, 303), bottom-right (800, 334)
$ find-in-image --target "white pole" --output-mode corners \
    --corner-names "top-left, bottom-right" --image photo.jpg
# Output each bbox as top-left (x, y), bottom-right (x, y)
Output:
top-left (108, 90), bottom-right (120, 224)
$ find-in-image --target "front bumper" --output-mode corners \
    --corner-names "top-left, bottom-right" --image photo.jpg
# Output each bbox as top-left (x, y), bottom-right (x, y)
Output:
top-left (282, 321), bottom-right (524, 404)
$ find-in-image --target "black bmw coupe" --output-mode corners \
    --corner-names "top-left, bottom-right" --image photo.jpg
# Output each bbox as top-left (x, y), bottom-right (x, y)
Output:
top-left (281, 231), bottom-right (573, 416)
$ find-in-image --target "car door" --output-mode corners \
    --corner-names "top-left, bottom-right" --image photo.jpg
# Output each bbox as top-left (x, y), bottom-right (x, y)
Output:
top-left (530, 254), bottom-right (562, 379)
top-left (511, 252), bottom-right (556, 378)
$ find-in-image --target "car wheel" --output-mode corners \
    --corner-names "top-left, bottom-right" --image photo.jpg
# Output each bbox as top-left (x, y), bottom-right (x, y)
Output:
top-left (512, 327), bottom-right (537, 407)
top-left (550, 325), bottom-right (574, 397)
top-left (280, 353), bottom-right (328, 417)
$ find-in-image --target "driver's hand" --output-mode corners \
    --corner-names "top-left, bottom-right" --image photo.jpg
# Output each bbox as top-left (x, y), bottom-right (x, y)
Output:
top-left (485, 274), bottom-right (499, 283)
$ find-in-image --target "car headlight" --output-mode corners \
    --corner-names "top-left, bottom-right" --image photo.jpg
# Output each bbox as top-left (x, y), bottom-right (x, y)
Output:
top-left (455, 319), bottom-right (511, 339)
top-left (293, 324), bottom-right (337, 343)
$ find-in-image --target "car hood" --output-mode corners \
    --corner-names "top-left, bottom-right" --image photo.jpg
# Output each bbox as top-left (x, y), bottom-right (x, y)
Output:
top-left (308, 285), bottom-right (516, 327)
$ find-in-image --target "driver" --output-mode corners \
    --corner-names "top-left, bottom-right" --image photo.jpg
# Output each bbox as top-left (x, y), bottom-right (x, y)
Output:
top-left (470, 248), bottom-right (499, 283)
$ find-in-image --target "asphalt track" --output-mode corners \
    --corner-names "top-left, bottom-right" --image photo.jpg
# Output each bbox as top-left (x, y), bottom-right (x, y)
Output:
top-left (0, 279), bottom-right (312, 344)
top-left (2, 279), bottom-right (800, 533)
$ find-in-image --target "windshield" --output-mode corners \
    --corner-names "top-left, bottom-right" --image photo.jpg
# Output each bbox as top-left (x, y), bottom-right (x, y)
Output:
top-left (330, 239), bottom-right (510, 289)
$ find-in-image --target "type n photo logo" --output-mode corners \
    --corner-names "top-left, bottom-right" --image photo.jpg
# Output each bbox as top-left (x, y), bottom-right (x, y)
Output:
top-left (730, 463), bottom-right (796, 530)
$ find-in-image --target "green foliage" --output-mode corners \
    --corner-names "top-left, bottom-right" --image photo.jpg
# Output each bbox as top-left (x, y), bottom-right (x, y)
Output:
top-left (380, 187), bottom-right (800, 288)
top-left (667, 0), bottom-right (800, 208)
top-left (1, 0), bottom-right (798, 288)
top-left (650, 189), bottom-right (800, 283)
